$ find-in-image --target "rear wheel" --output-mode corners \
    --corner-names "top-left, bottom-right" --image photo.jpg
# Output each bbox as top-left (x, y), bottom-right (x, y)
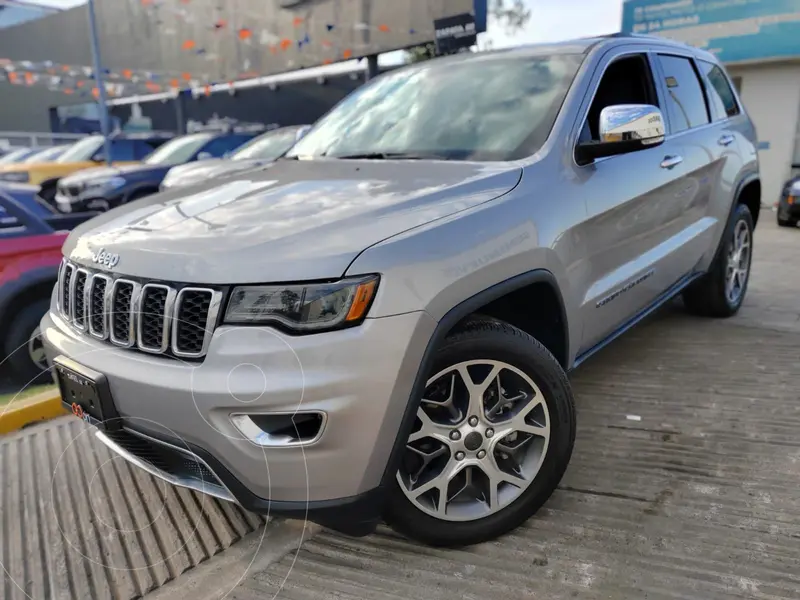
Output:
top-left (683, 203), bottom-right (753, 318)
top-left (4, 299), bottom-right (51, 386)
top-left (385, 317), bottom-right (575, 547)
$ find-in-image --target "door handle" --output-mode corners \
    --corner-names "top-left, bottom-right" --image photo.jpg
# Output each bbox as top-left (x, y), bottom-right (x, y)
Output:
top-left (718, 134), bottom-right (735, 147)
top-left (660, 155), bottom-right (683, 169)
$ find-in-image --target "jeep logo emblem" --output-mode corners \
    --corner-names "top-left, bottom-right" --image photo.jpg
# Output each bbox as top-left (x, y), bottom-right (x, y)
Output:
top-left (91, 248), bottom-right (120, 268)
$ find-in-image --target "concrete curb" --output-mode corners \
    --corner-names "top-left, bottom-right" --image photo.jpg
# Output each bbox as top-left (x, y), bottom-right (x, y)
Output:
top-left (0, 388), bottom-right (67, 434)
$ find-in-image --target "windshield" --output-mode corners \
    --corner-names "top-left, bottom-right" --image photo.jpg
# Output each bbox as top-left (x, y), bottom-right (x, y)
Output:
top-left (288, 54), bottom-right (582, 161)
top-left (144, 133), bottom-right (214, 166)
top-left (23, 146), bottom-right (66, 163)
top-left (231, 129), bottom-right (300, 161)
top-left (0, 148), bottom-right (34, 165)
top-left (57, 136), bottom-right (104, 163)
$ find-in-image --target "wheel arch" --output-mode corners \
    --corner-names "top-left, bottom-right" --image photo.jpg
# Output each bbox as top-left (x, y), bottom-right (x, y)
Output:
top-left (377, 268), bottom-right (570, 492)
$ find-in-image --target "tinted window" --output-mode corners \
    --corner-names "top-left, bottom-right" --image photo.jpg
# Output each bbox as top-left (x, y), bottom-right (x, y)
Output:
top-left (657, 55), bottom-right (710, 134)
top-left (201, 135), bottom-right (252, 157)
top-left (288, 54), bottom-right (583, 161)
top-left (107, 140), bottom-right (138, 161)
top-left (699, 60), bottom-right (740, 120)
top-left (232, 129), bottom-right (300, 160)
top-left (143, 133), bottom-right (214, 165)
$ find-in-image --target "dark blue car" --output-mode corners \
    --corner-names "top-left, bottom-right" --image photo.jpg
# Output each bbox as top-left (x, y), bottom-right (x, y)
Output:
top-left (54, 131), bottom-right (256, 213)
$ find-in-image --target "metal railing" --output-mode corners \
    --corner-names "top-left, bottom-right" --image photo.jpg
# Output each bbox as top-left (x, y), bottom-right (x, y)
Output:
top-left (0, 131), bottom-right (87, 151)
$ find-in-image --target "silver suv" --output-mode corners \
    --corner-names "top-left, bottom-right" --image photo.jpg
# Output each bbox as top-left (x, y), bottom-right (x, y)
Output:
top-left (42, 35), bottom-right (760, 547)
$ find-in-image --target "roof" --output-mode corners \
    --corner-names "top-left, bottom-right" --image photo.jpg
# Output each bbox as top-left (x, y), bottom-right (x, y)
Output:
top-left (409, 32), bottom-right (714, 71)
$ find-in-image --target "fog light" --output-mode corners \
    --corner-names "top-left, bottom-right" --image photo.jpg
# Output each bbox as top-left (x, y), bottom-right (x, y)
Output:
top-left (230, 412), bottom-right (326, 447)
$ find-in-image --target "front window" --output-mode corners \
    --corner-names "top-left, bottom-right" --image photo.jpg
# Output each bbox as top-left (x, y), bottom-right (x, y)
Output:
top-left (232, 129), bottom-right (300, 161)
top-left (143, 133), bottom-right (214, 166)
top-left (287, 54), bottom-right (582, 162)
top-left (57, 136), bottom-right (104, 163)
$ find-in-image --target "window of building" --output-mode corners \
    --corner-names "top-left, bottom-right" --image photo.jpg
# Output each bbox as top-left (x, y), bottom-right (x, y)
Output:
top-left (657, 55), bottom-right (710, 134)
top-left (698, 60), bottom-right (740, 120)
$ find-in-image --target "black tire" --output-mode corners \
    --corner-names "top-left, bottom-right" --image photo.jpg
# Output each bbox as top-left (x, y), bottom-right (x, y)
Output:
top-left (4, 299), bottom-right (51, 386)
top-left (384, 317), bottom-right (575, 547)
top-left (683, 203), bottom-right (754, 318)
top-left (777, 214), bottom-right (797, 228)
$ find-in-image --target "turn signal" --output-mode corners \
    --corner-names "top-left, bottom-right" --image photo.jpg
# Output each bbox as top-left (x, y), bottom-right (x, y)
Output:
top-left (345, 278), bottom-right (378, 322)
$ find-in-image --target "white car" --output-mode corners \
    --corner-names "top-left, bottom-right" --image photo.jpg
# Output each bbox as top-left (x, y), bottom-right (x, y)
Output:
top-left (161, 125), bottom-right (311, 189)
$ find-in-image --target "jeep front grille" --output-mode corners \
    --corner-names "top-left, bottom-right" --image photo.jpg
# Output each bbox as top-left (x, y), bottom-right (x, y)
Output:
top-left (58, 260), bottom-right (222, 359)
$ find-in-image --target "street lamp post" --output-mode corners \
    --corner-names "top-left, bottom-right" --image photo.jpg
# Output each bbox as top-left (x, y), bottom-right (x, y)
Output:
top-left (86, 0), bottom-right (112, 166)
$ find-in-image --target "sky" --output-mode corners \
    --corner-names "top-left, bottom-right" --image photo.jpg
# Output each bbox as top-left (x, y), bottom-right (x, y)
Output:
top-left (485, 0), bottom-right (624, 47)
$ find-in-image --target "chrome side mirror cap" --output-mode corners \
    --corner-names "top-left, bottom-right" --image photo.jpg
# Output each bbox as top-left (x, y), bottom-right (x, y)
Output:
top-left (599, 104), bottom-right (665, 145)
top-left (576, 104), bottom-right (665, 165)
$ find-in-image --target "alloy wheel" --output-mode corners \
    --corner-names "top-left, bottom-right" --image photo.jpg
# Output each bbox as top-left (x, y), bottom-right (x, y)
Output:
top-left (725, 219), bottom-right (751, 305)
top-left (397, 359), bottom-right (551, 522)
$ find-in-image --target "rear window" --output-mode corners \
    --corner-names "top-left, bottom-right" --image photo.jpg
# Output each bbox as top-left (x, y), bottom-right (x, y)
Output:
top-left (699, 60), bottom-right (740, 120)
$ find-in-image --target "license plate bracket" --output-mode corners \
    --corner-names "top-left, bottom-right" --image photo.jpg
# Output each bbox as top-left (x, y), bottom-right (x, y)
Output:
top-left (54, 356), bottom-right (121, 431)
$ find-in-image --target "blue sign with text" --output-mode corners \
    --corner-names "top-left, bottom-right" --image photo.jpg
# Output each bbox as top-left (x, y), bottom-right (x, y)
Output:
top-left (622, 0), bottom-right (800, 63)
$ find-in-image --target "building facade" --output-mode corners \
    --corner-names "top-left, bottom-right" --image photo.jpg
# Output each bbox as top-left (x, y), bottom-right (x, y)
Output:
top-left (622, 0), bottom-right (800, 206)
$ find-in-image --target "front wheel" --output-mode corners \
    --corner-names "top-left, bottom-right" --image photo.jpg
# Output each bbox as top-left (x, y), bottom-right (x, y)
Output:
top-left (385, 317), bottom-right (575, 547)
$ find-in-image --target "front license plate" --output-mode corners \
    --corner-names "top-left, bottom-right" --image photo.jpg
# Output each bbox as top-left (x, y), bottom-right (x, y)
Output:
top-left (54, 356), bottom-right (120, 431)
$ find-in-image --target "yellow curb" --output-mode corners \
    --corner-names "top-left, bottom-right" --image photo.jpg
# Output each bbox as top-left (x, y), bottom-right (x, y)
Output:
top-left (0, 389), bottom-right (68, 435)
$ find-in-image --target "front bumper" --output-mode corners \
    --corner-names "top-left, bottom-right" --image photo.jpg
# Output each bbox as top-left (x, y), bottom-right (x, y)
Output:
top-left (41, 307), bottom-right (435, 533)
top-left (55, 190), bottom-right (122, 213)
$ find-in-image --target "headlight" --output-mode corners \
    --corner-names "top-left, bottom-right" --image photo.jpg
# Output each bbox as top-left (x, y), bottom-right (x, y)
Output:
top-left (86, 176), bottom-right (126, 191)
top-left (224, 275), bottom-right (379, 332)
top-left (0, 172), bottom-right (30, 183)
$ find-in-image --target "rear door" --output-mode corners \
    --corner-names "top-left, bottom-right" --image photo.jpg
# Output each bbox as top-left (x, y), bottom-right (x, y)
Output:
top-left (648, 52), bottom-right (730, 280)
top-left (694, 58), bottom-right (748, 260)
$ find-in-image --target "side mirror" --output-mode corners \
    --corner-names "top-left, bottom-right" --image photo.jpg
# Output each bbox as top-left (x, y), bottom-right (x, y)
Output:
top-left (196, 151), bottom-right (213, 161)
top-left (91, 153), bottom-right (106, 163)
top-left (576, 104), bottom-right (665, 166)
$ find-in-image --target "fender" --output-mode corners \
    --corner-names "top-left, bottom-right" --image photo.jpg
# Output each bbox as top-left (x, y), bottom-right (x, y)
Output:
top-left (377, 268), bottom-right (569, 489)
top-left (708, 172), bottom-right (759, 266)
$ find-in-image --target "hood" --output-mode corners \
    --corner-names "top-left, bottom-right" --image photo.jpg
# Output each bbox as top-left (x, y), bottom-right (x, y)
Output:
top-left (61, 163), bottom-right (162, 186)
top-left (163, 159), bottom-right (262, 189)
top-left (64, 159), bottom-right (522, 284)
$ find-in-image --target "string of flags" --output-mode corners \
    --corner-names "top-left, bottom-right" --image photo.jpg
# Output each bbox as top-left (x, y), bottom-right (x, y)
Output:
top-left (0, 57), bottom-right (224, 98)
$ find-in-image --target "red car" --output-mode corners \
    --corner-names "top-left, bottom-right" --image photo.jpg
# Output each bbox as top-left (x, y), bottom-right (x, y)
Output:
top-left (0, 187), bottom-right (96, 383)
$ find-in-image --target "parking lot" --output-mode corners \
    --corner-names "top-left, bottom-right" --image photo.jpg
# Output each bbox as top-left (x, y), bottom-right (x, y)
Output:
top-left (2, 215), bottom-right (799, 600)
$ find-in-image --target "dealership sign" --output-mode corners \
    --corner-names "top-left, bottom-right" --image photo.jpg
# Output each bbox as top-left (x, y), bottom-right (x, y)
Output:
top-left (622, 0), bottom-right (800, 63)
top-left (434, 13), bottom-right (478, 55)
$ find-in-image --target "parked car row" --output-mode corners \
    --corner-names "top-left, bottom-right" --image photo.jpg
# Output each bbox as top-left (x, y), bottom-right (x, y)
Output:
top-left (0, 124), bottom-right (309, 383)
